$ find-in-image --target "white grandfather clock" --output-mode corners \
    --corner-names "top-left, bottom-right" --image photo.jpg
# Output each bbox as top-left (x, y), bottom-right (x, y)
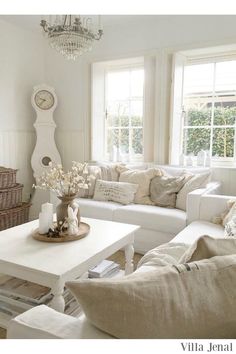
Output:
top-left (30, 84), bottom-right (62, 220)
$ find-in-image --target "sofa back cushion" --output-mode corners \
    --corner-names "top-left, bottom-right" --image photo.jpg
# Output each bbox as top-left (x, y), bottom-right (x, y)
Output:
top-left (66, 254), bottom-right (236, 339)
top-left (119, 167), bottom-right (163, 205)
top-left (155, 165), bottom-right (210, 177)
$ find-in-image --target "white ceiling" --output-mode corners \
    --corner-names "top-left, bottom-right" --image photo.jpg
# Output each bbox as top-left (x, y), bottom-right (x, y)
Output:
top-left (0, 15), bottom-right (156, 32)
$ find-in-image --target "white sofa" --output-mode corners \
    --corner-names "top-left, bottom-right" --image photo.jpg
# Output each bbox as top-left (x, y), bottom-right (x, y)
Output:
top-left (7, 193), bottom-right (231, 339)
top-left (77, 165), bottom-right (221, 254)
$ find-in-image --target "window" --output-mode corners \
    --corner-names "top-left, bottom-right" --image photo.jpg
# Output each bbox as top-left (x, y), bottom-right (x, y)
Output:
top-left (92, 56), bottom-right (156, 163)
top-left (182, 60), bottom-right (236, 161)
top-left (105, 66), bottom-right (144, 162)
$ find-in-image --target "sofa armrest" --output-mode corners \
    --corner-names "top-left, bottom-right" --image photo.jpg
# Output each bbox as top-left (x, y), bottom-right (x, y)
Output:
top-left (7, 305), bottom-right (112, 339)
top-left (186, 181), bottom-right (222, 224)
top-left (199, 194), bottom-right (236, 222)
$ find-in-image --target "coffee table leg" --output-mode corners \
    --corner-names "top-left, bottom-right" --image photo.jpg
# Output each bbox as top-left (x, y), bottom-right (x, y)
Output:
top-left (125, 243), bottom-right (134, 275)
top-left (51, 281), bottom-right (65, 313)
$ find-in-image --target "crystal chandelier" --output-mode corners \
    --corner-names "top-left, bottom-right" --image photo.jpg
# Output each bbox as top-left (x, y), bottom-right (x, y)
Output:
top-left (40, 15), bottom-right (103, 60)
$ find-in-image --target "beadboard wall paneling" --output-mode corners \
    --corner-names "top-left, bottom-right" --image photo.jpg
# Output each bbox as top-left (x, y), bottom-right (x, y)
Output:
top-left (0, 130), bottom-right (36, 201)
top-left (55, 130), bottom-right (85, 170)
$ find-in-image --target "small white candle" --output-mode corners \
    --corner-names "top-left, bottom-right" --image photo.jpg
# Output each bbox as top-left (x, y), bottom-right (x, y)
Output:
top-left (39, 212), bottom-right (49, 234)
top-left (41, 203), bottom-right (54, 229)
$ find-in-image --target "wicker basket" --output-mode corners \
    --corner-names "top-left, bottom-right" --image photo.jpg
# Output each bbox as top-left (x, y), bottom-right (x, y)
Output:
top-left (0, 183), bottom-right (23, 210)
top-left (0, 167), bottom-right (17, 189)
top-left (0, 203), bottom-right (31, 231)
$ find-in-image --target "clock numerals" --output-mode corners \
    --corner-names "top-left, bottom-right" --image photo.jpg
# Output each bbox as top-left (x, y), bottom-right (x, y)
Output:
top-left (35, 90), bottom-right (55, 110)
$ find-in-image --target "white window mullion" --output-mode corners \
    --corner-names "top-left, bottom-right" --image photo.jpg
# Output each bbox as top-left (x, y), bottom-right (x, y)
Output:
top-left (128, 70), bottom-right (132, 162)
top-left (234, 123), bottom-right (236, 163)
top-left (210, 62), bottom-right (216, 158)
top-left (169, 53), bottom-right (186, 165)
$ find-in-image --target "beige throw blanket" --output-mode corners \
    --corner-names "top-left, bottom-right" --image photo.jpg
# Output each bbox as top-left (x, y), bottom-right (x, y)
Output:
top-left (137, 242), bottom-right (189, 269)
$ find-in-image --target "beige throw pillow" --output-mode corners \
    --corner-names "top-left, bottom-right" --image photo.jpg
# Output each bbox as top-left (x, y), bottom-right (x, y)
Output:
top-left (222, 200), bottom-right (236, 226)
top-left (66, 255), bottom-right (236, 339)
top-left (150, 175), bottom-right (186, 208)
top-left (100, 164), bottom-right (125, 182)
top-left (93, 180), bottom-right (138, 205)
top-left (224, 218), bottom-right (236, 238)
top-left (119, 167), bottom-right (163, 205)
top-left (176, 172), bottom-right (211, 211)
top-left (179, 235), bottom-right (236, 263)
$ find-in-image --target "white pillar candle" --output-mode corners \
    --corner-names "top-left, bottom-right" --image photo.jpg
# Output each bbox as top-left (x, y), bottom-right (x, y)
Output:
top-left (39, 212), bottom-right (50, 234)
top-left (41, 203), bottom-right (54, 229)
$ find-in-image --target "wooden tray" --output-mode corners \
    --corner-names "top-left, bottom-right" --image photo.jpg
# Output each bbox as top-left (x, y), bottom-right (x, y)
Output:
top-left (32, 222), bottom-right (90, 243)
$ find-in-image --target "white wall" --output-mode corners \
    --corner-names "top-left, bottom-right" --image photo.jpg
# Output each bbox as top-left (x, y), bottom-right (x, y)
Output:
top-left (44, 46), bottom-right (90, 169)
top-left (0, 20), bottom-right (45, 200)
top-left (43, 15), bottom-right (236, 195)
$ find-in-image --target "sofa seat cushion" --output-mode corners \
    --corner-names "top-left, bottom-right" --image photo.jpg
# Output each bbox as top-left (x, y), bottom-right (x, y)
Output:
top-left (171, 220), bottom-right (224, 245)
top-left (76, 198), bottom-right (122, 221)
top-left (113, 204), bottom-right (186, 234)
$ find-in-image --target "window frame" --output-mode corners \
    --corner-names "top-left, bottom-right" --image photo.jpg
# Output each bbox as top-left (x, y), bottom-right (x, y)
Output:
top-left (181, 59), bottom-right (236, 164)
top-left (104, 63), bottom-right (145, 162)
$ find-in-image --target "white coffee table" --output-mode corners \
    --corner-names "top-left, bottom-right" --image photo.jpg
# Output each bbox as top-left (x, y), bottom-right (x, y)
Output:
top-left (0, 217), bottom-right (139, 316)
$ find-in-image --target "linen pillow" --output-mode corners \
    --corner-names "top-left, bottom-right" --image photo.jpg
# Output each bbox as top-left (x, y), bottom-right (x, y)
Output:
top-left (66, 255), bottom-right (236, 339)
top-left (179, 235), bottom-right (236, 263)
top-left (150, 175), bottom-right (186, 208)
top-left (222, 200), bottom-right (236, 226)
top-left (93, 179), bottom-right (138, 205)
top-left (224, 217), bottom-right (236, 238)
top-left (99, 163), bottom-right (125, 182)
top-left (119, 167), bottom-right (163, 205)
top-left (176, 172), bottom-right (211, 211)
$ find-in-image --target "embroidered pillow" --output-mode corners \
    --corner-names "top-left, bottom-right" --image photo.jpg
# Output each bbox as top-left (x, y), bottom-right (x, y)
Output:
top-left (93, 180), bottom-right (138, 205)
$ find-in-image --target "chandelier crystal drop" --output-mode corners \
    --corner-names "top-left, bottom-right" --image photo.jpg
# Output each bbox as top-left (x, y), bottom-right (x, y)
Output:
top-left (40, 15), bottom-right (103, 60)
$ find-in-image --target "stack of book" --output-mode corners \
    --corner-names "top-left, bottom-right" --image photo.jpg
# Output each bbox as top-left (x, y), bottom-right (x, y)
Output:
top-left (88, 260), bottom-right (120, 278)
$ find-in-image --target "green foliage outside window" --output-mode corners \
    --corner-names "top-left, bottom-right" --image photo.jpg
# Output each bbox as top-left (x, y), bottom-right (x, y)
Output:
top-left (106, 115), bottom-right (143, 155)
top-left (183, 107), bottom-right (236, 158)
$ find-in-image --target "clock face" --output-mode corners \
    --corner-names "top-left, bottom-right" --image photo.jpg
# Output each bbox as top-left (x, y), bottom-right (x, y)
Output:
top-left (35, 90), bottom-right (55, 110)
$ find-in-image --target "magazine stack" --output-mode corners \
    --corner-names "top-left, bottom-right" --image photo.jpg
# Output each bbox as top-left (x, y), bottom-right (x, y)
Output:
top-left (88, 260), bottom-right (120, 278)
top-left (0, 274), bottom-right (81, 324)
